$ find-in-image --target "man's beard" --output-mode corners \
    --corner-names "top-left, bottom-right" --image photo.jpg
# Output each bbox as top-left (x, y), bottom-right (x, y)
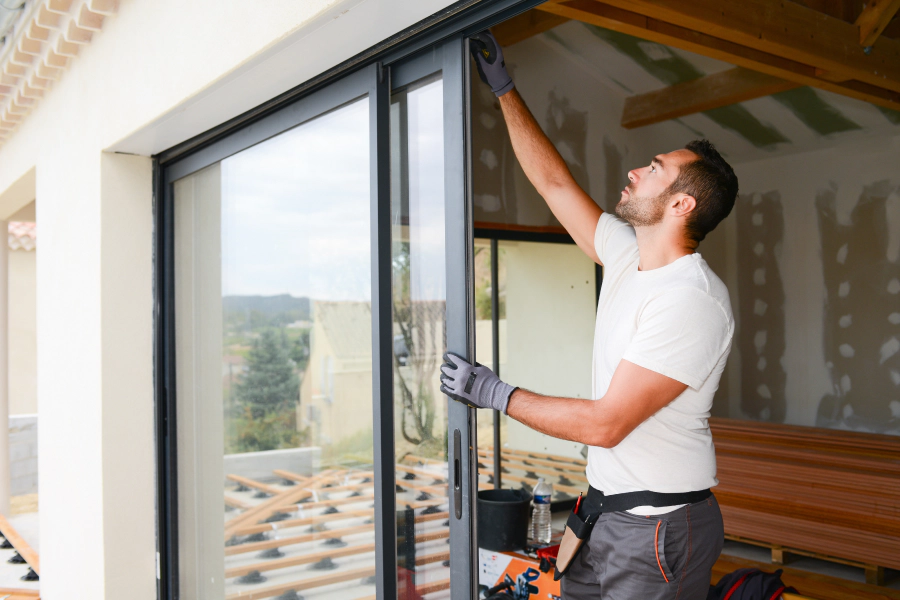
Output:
top-left (615, 187), bottom-right (668, 227)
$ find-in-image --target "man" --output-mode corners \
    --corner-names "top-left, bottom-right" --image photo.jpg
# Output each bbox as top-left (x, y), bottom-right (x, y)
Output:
top-left (440, 32), bottom-right (739, 599)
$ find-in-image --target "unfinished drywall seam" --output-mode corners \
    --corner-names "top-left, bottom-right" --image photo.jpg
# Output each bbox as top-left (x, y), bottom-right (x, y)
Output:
top-left (735, 191), bottom-right (788, 421)
top-left (816, 181), bottom-right (900, 433)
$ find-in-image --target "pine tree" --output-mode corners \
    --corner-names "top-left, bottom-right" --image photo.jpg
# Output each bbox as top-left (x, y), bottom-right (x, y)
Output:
top-left (234, 329), bottom-right (300, 418)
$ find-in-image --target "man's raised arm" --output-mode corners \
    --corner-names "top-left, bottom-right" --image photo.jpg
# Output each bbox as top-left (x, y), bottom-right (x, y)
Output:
top-left (471, 32), bottom-right (603, 265)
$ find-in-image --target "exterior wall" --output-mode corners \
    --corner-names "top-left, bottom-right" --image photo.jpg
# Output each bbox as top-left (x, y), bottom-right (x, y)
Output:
top-left (9, 415), bottom-right (38, 497)
top-left (0, 0), bottom-right (458, 597)
top-left (9, 246), bottom-right (36, 416)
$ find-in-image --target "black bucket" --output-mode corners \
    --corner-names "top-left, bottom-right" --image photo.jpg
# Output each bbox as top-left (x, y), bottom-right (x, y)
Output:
top-left (477, 488), bottom-right (533, 551)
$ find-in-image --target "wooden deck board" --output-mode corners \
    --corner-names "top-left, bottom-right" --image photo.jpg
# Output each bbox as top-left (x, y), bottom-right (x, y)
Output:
top-left (0, 514), bottom-right (39, 576)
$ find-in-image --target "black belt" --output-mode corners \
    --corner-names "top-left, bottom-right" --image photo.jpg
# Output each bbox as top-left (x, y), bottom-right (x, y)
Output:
top-left (580, 486), bottom-right (711, 516)
top-left (554, 487), bottom-right (712, 581)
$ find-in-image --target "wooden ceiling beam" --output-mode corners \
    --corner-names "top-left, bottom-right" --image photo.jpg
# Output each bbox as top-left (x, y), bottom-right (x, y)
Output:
top-left (492, 8), bottom-right (569, 47)
top-left (621, 67), bottom-right (800, 128)
top-left (578, 0), bottom-right (900, 93)
top-left (856, 0), bottom-right (900, 46)
top-left (536, 1), bottom-right (900, 111)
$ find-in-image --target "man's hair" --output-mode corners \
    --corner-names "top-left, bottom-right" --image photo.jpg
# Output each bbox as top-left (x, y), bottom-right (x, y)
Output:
top-left (665, 139), bottom-right (738, 243)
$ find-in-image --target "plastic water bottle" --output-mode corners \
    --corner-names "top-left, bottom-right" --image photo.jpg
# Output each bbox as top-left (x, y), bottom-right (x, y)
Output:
top-left (531, 478), bottom-right (553, 544)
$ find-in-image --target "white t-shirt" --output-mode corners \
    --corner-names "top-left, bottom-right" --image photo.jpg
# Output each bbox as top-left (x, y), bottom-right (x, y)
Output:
top-left (587, 213), bottom-right (734, 515)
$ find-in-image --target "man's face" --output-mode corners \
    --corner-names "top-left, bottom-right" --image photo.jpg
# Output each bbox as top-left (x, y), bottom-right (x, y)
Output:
top-left (615, 149), bottom-right (696, 227)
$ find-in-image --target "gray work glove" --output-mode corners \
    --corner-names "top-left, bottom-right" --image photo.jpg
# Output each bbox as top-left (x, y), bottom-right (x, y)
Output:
top-left (440, 352), bottom-right (517, 414)
top-left (470, 31), bottom-right (515, 97)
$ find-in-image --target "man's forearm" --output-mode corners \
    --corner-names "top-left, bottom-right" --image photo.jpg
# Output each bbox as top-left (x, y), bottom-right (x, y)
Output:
top-left (506, 388), bottom-right (616, 448)
top-left (498, 89), bottom-right (603, 263)
top-left (499, 89), bottom-right (576, 196)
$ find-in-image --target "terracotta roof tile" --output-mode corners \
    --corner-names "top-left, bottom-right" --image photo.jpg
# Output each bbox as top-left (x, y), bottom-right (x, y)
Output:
top-left (8, 221), bottom-right (35, 251)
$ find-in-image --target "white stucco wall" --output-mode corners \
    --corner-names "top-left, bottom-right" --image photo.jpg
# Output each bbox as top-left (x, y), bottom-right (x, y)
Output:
top-left (9, 247), bottom-right (36, 416)
top-left (9, 414), bottom-right (38, 496)
top-left (0, 0), bottom-right (458, 597)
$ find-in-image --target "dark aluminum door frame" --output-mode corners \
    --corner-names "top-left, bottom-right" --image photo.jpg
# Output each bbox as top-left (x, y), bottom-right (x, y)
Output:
top-left (155, 63), bottom-right (394, 600)
top-left (388, 36), bottom-right (478, 600)
top-left (440, 36), bottom-right (479, 600)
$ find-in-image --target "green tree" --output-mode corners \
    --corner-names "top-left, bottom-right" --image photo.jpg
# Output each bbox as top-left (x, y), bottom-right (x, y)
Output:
top-left (229, 408), bottom-right (302, 453)
top-left (392, 241), bottom-right (442, 449)
top-left (290, 329), bottom-right (310, 373)
top-left (233, 329), bottom-right (300, 419)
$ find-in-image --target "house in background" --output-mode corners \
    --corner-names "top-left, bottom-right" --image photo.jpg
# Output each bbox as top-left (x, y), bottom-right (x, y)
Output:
top-left (300, 300), bottom-right (374, 453)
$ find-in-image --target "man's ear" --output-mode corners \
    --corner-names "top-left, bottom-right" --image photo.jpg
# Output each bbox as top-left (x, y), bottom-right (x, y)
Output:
top-left (670, 193), bottom-right (696, 217)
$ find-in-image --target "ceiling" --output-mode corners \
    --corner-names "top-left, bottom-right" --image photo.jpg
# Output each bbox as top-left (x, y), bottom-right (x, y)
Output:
top-left (505, 15), bottom-right (900, 164)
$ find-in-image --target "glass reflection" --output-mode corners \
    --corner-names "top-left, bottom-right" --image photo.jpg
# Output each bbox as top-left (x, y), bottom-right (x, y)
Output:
top-left (391, 77), bottom-right (451, 599)
top-left (474, 240), bottom-right (595, 505)
top-left (176, 97), bottom-right (382, 599)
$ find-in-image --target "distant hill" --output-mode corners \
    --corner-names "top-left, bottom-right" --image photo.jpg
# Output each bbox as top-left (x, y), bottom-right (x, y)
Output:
top-left (223, 294), bottom-right (310, 321)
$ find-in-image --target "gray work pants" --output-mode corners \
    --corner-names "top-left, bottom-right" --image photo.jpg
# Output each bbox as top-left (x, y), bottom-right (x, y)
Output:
top-left (560, 494), bottom-right (724, 600)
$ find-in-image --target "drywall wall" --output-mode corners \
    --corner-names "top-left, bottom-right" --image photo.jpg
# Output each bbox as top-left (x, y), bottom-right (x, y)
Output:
top-left (728, 136), bottom-right (900, 434)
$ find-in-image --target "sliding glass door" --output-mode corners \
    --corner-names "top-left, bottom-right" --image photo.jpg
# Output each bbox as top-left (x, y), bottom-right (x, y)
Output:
top-left (389, 38), bottom-right (477, 600)
top-left (166, 67), bottom-right (388, 600)
top-left (158, 37), bottom-right (478, 600)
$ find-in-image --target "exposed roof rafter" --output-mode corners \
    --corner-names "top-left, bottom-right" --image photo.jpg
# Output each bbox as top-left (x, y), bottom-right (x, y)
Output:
top-left (537, 0), bottom-right (900, 113)
top-left (621, 67), bottom-right (800, 129)
top-left (592, 0), bottom-right (900, 92)
top-left (856, 0), bottom-right (900, 47)
top-left (492, 7), bottom-right (569, 46)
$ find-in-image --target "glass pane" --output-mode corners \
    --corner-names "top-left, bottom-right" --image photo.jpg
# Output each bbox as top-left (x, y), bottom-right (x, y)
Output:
top-left (390, 76), bottom-right (451, 599)
top-left (475, 240), bottom-right (595, 506)
top-left (175, 97), bottom-right (380, 600)
top-left (473, 239), bottom-right (505, 492)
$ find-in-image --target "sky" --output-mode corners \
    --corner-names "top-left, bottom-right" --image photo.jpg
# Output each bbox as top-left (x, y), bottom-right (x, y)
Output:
top-left (220, 97), bottom-right (372, 301)
top-left (176, 77), bottom-right (449, 304)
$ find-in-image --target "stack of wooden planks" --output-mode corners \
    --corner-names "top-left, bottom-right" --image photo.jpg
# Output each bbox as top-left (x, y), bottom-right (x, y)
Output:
top-left (711, 417), bottom-right (900, 586)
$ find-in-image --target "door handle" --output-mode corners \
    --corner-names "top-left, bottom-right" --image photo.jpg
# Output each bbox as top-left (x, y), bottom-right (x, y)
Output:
top-left (453, 428), bottom-right (462, 519)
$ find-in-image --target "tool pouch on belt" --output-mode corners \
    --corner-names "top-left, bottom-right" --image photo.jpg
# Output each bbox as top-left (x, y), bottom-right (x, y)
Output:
top-left (553, 505), bottom-right (598, 581)
top-left (553, 487), bottom-right (712, 581)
